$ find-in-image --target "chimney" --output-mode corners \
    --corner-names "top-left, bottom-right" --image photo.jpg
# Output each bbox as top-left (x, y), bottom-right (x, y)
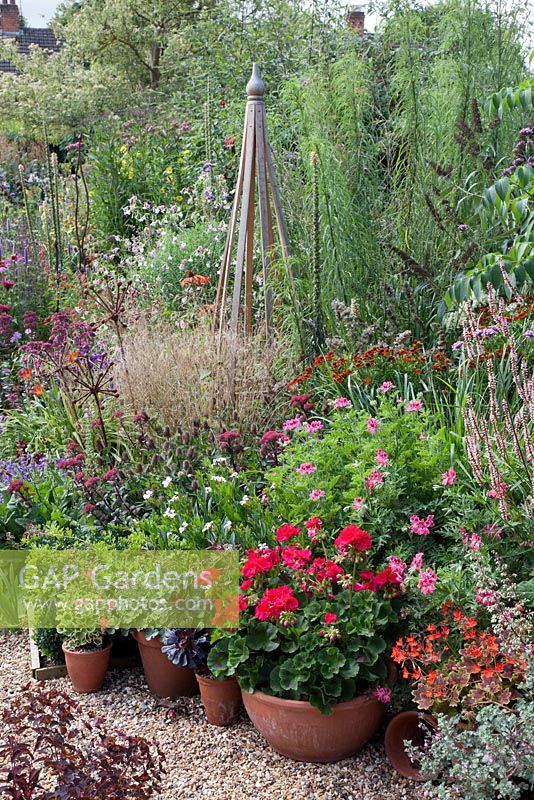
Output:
top-left (0, 0), bottom-right (20, 34)
top-left (347, 5), bottom-right (365, 36)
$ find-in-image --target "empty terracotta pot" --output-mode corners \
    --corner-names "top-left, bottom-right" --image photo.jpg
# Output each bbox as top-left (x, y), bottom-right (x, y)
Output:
top-left (62, 641), bottom-right (112, 693)
top-left (385, 710), bottom-right (437, 780)
top-left (241, 689), bottom-right (385, 762)
top-left (132, 631), bottom-right (197, 699)
top-left (196, 674), bottom-right (242, 726)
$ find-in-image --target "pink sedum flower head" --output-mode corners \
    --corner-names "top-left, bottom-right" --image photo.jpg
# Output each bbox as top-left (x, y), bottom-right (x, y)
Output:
top-left (441, 467), bottom-right (456, 486)
top-left (418, 568), bottom-right (438, 595)
top-left (309, 489), bottom-right (325, 501)
top-left (379, 381), bottom-right (395, 394)
top-left (333, 397), bottom-right (352, 409)
top-left (375, 449), bottom-right (389, 466)
top-left (374, 686), bottom-right (391, 703)
top-left (297, 462), bottom-right (316, 475)
top-left (406, 399), bottom-right (423, 413)
top-left (366, 417), bottom-right (380, 433)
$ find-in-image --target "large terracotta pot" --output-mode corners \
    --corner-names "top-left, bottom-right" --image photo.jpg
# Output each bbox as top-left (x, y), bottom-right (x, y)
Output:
top-left (132, 631), bottom-right (197, 699)
top-left (196, 674), bottom-right (242, 726)
top-left (62, 641), bottom-right (112, 693)
top-left (385, 710), bottom-right (437, 780)
top-left (241, 689), bottom-right (385, 762)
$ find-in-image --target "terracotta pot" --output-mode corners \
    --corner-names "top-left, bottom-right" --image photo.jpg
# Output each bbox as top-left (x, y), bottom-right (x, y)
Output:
top-left (385, 710), bottom-right (438, 781)
top-left (196, 674), bottom-right (242, 726)
top-left (62, 641), bottom-right (112, 693)
top-left (241, 689), bottom-right (385, 762)
top-left (132, 631), bottom-right (197, 699)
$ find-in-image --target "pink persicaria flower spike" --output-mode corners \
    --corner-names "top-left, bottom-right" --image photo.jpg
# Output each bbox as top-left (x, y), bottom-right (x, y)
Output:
top-left (406, 399), bottom-right (423, 413)
top-left (418, 568), bottom-right (438, 595)
top-left (441, 467), bottom-right (456, 486)
top-left (374, 686), bottom-right (391, 703)
top-left (333, 397), bottom-right (352, 409)
top-left (366, 417), bottom-right (380, 433)
top-left (375, 449), bottom-right (389, 466)
top-left (309, 489), bottom-right (325, 501)
top-left (297, 462), bottom-right (316, 475)
top-left (379, 381), bottom-right (395, 393)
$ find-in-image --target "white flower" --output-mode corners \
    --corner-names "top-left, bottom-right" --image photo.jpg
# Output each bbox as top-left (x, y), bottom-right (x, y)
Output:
top-left (179, 521), bottom-right (189, 534)
top-left (240, 495), bottom-right (250, 506)
top-left (163, 508), bottom-right (176, 519)
top-left (211, 475), bottom-right (227, 483)
top-left (230, 471), bottom-right (239, 479)
top-left (162, 476), bottom-right (172, 488)
top-left (223, 520), bottom-right (233, 531)
top-left (202, 521), bottom-right (214, 532)
top-left (212, 456), bottom-right (227, 465)
top-left (205, 486), bottom-right (212, 495)
top-left (143, 490), bottom-right (153, 500)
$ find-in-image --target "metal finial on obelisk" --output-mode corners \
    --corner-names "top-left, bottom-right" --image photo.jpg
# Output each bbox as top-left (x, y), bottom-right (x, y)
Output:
top-left (213, 64), bottom-right (294, 342)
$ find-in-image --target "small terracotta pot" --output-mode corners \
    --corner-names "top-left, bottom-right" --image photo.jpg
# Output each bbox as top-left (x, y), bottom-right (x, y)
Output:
top-left (62, 641), bottom-right (112, 693)
top-left (241, 689), bottom-right (385, 762)
top-left (132, 631), bottom-right (197, 699)
top-left (385, 710), bottom-right (438, 780)
top-left (196, 674), bottom-right (242, 726)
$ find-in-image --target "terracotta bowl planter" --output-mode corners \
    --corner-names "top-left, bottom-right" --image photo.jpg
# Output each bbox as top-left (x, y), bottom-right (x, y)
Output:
top-left (62, 641), bottom-right (112, 693)
top-left (241, 689), bottom-right (385, 762)
top-left (132, 631), bottom-right (197, 699)
top-left (385, 710), bottom-right (437, 780)
top-left (196, 674), bottom-right (242, 726)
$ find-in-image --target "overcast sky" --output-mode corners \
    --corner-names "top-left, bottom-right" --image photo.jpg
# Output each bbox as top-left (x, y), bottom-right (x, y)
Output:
top-left (20, 0), bottom-right (59, 27)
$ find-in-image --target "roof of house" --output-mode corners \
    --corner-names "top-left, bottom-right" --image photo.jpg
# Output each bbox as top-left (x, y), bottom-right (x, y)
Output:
top-left (0, 28), bottom-right (62, 73)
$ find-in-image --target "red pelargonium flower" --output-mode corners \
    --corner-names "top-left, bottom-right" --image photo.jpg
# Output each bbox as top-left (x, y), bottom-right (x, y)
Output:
top-left (241, 547), bottom-right (280, 578)
top-left (305, 517), bottom-right (322, 530)
top-left (307, 558), bottom-right (344, 582)
top-left (355, 566), bottom-right (402, 592)
top-left (254, 586), bottom-right (299, 621)
top-left (334, 524), bottom-right (372, 552)
top-left (324, 613), bottom-right (337, 624)
top-left (276, 523), bottom-right (301, 542)
top-left (281, 546), bottom-right (312, 570)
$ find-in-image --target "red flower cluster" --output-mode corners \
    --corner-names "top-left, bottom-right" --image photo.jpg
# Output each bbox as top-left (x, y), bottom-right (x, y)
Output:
top-left (241, 547), bottom-right (280, 578)
top-left (255, 586), bottom-right (299, 621)
top-left (334, 524), bottom-right (372, 552)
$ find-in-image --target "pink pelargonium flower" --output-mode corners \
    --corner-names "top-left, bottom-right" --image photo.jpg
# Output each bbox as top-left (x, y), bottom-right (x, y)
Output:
top-left (441, 467), bottom-right (456, 486)
top-left (297, 462), bottom-right (316, 475)
top-left (283, 417), bottom-right (301, 431)
top-left (374, 686), bottom-right (391, 703)
top-left (305, 420), bottom-right (324, 433)
top-left (352, 497), bottom-right (364, 511)
top-left (309, 489), bottom-right (325, 501)
top-left (333, 397), bottom-right (352, 409)
top-left (366, 470), bottom-right (384, 491)
top-left (379, 381), bottom-right (395, 394)
top-left (410, 552), bottom-right (424, 571)
top-left (366, 417), bottom-right (380, 434)
top-left (409, 514), bottom-right (435, 536)
top-left (418, 568), bottom-right (438, 595)
top-left (388, 556), bottom-right (407, 581)
top-left (406, 399), bottom-right (423, 413)
top-left (375, 449), bottom-right (389, 466)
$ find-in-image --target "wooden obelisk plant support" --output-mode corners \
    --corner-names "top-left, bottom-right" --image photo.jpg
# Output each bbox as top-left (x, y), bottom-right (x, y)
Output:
top-left (213, 64), bottom-right (295, 343)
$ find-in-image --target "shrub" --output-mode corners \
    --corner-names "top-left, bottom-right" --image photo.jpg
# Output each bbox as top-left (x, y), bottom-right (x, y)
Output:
top-left (0, 683), bottom-right (165, 799)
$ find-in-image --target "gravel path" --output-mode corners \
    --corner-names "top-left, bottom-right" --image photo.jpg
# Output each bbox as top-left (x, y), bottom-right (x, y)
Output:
top-left (0, 631), bottom-right (418, 800)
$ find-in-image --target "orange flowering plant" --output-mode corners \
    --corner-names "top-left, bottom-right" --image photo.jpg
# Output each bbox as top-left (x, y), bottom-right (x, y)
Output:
top-left (391, 602), bottom-right (528, 719)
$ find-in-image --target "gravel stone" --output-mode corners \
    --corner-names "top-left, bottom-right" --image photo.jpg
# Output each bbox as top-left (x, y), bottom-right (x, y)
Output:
top-left (0, 631), bottom-right (418, 800)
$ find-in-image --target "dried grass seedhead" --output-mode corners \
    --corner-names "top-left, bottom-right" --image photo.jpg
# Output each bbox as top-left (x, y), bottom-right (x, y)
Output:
top-left (113, 314), bottom-right (292, 435)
